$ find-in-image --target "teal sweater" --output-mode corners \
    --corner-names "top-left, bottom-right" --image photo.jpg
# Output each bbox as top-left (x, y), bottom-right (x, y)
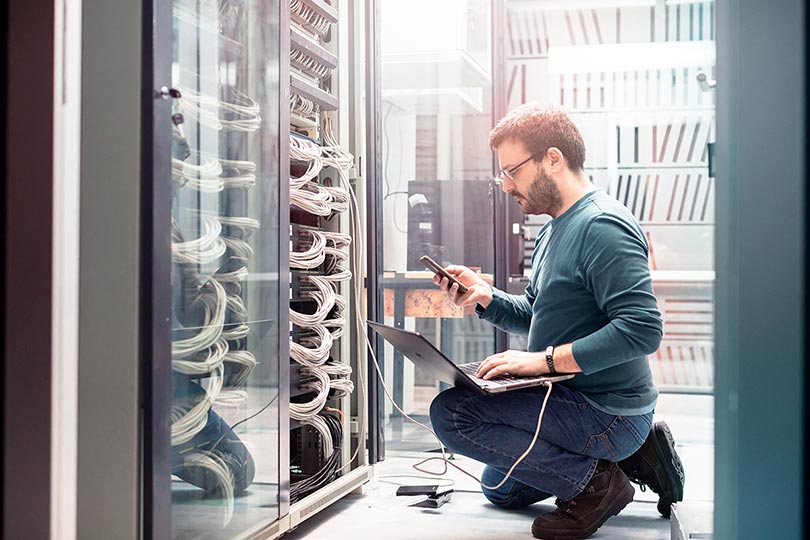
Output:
top-left (477, 190), bottom-right (662, 415)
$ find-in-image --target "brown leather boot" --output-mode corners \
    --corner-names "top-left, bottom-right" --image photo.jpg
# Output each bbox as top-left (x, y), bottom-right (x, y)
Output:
top-left (531, 460), bottom-right (634, 540)
top-left (618, 421), bottom-right (685, 518)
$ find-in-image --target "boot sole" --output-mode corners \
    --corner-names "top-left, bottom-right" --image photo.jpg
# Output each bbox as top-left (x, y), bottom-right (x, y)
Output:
top-left (531, 480), bottom-right (635, 540)
top-left (650, 421), bottom-right (685, 502)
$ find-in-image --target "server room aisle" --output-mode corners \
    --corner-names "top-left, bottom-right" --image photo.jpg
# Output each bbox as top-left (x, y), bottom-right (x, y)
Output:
top-left (284, 394), bottom-right (711, 540)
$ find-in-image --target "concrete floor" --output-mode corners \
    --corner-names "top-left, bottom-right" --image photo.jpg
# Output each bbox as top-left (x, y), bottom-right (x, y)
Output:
top-left (284, 393), bottom-right (713, 540)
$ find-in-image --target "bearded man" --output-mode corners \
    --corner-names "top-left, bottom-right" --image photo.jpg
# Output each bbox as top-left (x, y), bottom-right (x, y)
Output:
top-left (429, 104), bottom-right (685, 540)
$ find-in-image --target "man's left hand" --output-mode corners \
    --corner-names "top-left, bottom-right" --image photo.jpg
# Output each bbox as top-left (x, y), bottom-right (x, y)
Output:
top-left (475, 350), bottom-right (548, 380)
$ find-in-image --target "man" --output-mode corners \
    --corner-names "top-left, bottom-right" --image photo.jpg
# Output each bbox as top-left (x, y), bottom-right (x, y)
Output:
top-left (429, 104), bottom-right (685, 540)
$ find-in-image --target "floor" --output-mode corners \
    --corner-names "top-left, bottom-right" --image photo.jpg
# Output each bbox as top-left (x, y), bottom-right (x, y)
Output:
top-left (284, 393), bottom-right (714, 540)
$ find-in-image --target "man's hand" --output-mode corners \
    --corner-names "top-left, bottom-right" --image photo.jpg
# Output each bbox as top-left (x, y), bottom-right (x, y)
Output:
top-left (475, 350), bottom-right (548, 380)
top-left (432, 264), bottom-right (493, 309)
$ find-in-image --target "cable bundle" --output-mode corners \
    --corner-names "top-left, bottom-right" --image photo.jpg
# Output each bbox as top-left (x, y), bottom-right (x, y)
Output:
top-left (323, 185), bottom-right (350, 213)
top-left (172, 278), bottom-right (227, 359)
top-left (214, 389), bottom-right (249, 407)
top-left (321, 124), bottom-right (354, 174)
top-left (210, 239), bottom-right (257, 400)
top-left (172, 152), bottom-right (224, 192)
top-left (289, 308), bottom-right (344, 371)
top-left (290, 412), bottom-right (343, 502)
top-left (290, 0), bottom-right (332, 37)
top-left (173, 338), bottom-right (229, 376)
top-left (219, 215), bottom-right (260, 247)
top-left (288, 115), bottom-right (358, 497)
top-left (290, 229), bottom-right (327, 269)
top-left (222, 350), bottom-right (258, 388)
top-left (321, 230), bottom-right (351, 278)
top-left (291, 47), bottom-right (332, 81)
top-left (291, 92), bottom-right (319, 122)
top-left (322, 359), bottom-right (354, 398)
top-left (290, 366), bottom-right (331, 420)
top-left (178, 86), bottom-right (262, 132)
top-left (289, 136), bottom-right (351, 215)
top-left (322, 318), bottom-right (344, 341)
top-left (169, 71), bottom-right (266, 509)
top-left (290, 181), bottom-right (334, 216)
top-left (171, 214), bottom-right (227, 265)
top-left (289, 275), bottom-right (337, 326)
top-left (177, 450), bottom-right (235, 526)
top-left (171, 364), bottom-right (224, 446)
top-left (290, 136), bottom-right (323, 187)
top-left (171, 153), bottom-right (256, 192)
top-left (290, 323), bottom-right (332, 366)
top-left (220, 157), bottom-right (257, 189)
top-left (211, 213), bottom-right (257, 266)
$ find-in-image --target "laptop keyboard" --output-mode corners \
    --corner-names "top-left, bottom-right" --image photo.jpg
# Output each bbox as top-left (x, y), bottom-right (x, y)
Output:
top-left (457, 362), bottom-right (520, 386)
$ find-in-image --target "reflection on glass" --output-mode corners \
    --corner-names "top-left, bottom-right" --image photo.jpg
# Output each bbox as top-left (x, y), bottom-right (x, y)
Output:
top-left (169, 0), bottom-right (280, 536)
top-left (380, 0), bottom-right (495, 450)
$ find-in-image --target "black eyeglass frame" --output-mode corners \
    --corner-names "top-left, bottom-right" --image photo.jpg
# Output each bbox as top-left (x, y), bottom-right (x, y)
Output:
top-left (494, 151), bottom-right (544, 184)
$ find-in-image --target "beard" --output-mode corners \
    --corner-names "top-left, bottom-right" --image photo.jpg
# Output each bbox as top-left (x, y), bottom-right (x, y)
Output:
top-left (512, 165), bottom-right (563, 216)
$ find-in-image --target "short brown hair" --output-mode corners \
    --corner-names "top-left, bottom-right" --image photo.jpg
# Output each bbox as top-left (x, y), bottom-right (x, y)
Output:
top-left (489, 103), bottom-right (586, 171)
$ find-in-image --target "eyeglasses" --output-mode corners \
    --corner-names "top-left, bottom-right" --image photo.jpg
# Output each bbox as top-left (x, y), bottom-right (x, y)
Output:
top-left (494, 154), bottom-right (538, 185)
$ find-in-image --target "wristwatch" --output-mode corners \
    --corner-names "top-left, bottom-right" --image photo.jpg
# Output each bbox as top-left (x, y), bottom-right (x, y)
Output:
top-left (545, 345), bottom-right (556, 374)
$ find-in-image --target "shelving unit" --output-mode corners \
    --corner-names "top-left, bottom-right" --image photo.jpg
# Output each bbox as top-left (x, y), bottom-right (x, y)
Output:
top-left (507, 0), bottom-right (716, 395)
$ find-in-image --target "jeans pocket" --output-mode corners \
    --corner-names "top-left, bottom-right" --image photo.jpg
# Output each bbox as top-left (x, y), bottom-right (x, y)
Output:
top-left (621, 413), bottom-right (654, 447)
top-left (583, 413), bottom-right (653, 462)
top-left (583, 417), bottom-right (622, 461)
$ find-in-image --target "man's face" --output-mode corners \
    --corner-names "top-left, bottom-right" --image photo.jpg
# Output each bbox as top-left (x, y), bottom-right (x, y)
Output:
top-left (496, 141), bottom-right (563, 216)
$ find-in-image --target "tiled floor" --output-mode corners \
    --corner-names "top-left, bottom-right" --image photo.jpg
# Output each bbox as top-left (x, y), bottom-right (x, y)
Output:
top-left (284, 394), bottom-right (714, 540)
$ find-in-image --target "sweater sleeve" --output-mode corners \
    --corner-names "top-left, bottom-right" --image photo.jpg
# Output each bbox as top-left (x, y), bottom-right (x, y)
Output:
top-left (474, 282), bottom-right (536, 336)
top-left (571, 215), bottom-right (663, 374)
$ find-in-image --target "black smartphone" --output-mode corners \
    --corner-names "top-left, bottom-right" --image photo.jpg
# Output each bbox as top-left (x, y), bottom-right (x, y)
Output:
top-left (419, 255), bottom-right (469, 294)
top-left (396, 484), bottom-right (440, 497)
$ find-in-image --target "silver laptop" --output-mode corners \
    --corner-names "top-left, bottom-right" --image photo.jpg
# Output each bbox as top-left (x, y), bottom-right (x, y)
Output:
top-left (368, 321), bottom-right (574, 394)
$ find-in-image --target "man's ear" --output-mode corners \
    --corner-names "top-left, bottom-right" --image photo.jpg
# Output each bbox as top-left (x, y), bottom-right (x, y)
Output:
top-left (547, 147), bottom-right (565, 170)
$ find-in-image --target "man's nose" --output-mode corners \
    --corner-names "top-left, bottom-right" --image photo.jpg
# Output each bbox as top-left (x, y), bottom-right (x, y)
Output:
top-left (501, 175), bottom-right (514, 193)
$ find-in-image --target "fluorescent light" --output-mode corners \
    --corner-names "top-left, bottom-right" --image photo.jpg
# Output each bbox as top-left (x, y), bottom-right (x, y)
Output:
top-left (549, 41), bottom-right (715, 73)
top-left (509, 0), bottom-right (655, 12)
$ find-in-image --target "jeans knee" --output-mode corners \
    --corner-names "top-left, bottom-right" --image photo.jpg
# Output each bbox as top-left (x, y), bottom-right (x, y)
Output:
top-left (482, 488), bottom-right (519, 509)
top-left (480, 466), bottom-right (522, 509)
top-left (481, 477), bottom-right (514, 508)
top-left (428, 388), bottom-right (462, 440)
top-left (480, 466), bottom-right (551, 509)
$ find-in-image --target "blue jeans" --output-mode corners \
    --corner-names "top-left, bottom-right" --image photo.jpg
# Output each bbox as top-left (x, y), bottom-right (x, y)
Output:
top-left (429, 383), bottom-right (653, 506)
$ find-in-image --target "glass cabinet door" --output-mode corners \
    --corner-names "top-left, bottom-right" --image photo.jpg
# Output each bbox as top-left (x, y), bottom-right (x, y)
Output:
top-left (166, 0), bottom-right (281, 536)
top-left (378, 0), bottom-right (495, 451)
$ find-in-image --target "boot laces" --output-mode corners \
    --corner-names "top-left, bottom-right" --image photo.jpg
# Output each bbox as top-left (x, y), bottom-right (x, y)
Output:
top-left (554, 498), bottom-right (578, 516)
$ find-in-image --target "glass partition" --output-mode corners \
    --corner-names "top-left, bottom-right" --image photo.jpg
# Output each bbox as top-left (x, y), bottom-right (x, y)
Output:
top-left (167, 0), bottom-right (281, 535)
top-left (379, 0), bottom-right (495, 450)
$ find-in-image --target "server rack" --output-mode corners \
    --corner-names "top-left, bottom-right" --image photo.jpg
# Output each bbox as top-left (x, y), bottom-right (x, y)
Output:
top-left (144, 1), bottom-right (373, 539)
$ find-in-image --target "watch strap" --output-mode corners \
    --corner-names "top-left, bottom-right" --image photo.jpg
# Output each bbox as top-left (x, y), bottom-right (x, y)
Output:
top-left (545, 345), bottom-right (556, 374)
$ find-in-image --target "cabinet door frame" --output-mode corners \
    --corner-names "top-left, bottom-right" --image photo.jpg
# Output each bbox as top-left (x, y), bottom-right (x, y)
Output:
top-left (715, 0), bottom-right (806, 538)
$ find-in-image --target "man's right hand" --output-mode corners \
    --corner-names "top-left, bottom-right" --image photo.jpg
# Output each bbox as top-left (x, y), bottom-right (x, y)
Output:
top-left (432, 264), bottom-right (493, 309)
